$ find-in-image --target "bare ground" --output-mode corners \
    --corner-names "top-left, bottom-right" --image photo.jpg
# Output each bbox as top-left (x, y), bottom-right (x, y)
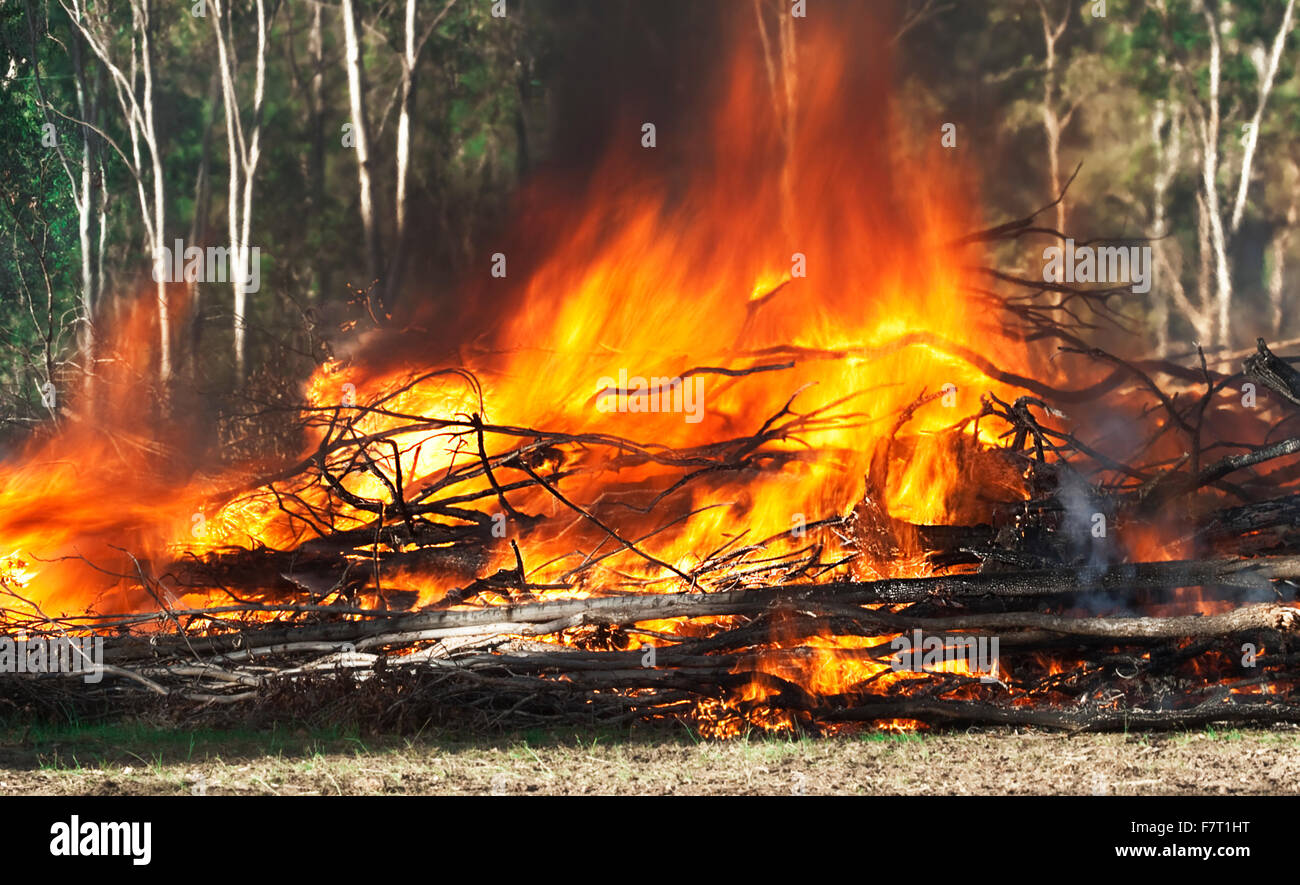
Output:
top-left (1, 722), bottom-right (1298, 795)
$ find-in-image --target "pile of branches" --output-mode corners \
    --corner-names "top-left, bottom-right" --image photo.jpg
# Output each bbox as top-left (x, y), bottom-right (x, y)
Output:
top-left (7, 190), bottom-right (1300, 734)
top-left (5, 555), bottom-right (1300, 732)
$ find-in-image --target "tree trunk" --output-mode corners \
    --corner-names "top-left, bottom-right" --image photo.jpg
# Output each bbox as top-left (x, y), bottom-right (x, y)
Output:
top-left (387, 0), bottom-right (417, 311)
top-left (1229, 0), bottom-right (1296, 235)
top-left (211, 0), bottom-right (269, 383)
top-left (341, 0), bottom-right (382, 290)
top-left (1269, 170), bottom-right (1298, 336)
top-left (308, 0), bottom-right (327, 303)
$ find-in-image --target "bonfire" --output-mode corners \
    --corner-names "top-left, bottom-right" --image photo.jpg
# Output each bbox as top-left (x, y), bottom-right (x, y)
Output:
top-left (1, 13), bottom-right (1297, 739)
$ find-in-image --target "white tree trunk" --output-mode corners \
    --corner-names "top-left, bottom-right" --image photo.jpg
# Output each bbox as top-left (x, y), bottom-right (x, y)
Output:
top-left (211, 0), bottom-right (269, 381)
top-left (341, 0), bottom-right (381, 287)
top-left (64, 0), bottom-right (171, 380)
top-left (1196, 0), bottom-right (1233, 347)
top-left (1230, 0), bottom-right (1296, 234)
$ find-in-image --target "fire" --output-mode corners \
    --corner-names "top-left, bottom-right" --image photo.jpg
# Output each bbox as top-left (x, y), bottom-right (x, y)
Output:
top-left (297, 17), bottom-right (1029, 597)
top-left (0, 301), bottom-right (214, 618)
top-left (0, 13), bottom-right (1043, 730)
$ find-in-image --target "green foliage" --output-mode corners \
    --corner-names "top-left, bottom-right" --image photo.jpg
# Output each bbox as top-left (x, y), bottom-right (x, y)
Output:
top-left (0, 2), bottom-right (80, 428)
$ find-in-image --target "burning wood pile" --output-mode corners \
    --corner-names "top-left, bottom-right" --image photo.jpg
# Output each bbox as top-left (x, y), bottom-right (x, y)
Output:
top-left (3, 22), bottom-right (1300, 737)
top-left (6, 321), bottom-right (1300, 735)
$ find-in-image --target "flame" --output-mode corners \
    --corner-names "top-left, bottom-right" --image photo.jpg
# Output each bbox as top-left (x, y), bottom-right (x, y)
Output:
top-left (289, 18), bottom-right (1029, 602)
top-left (0, 300), bottom-right (215, 618)
top-left (0, 13), bottom-right (1049, 729)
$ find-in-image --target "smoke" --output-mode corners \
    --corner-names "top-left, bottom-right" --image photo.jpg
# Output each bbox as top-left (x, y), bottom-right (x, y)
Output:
top-left (369, 0), bottom-right (910, 376)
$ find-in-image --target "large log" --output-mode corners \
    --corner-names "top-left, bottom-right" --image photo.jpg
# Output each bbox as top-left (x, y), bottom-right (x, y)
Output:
top-left (102, 555), bottom-right (1300, 664)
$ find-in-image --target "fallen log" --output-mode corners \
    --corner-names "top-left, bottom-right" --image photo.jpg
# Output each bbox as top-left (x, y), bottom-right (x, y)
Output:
top-left (94, 555), bottom-right (1300, 664)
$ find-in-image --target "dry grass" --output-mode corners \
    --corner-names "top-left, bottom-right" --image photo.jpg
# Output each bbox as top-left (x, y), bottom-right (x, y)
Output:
top-left (2, 721), bottom-right (1299, 795)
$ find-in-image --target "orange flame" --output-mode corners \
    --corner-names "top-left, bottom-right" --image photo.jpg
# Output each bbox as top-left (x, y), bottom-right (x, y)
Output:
top-left (0, 14), bottom-right (1040, 726)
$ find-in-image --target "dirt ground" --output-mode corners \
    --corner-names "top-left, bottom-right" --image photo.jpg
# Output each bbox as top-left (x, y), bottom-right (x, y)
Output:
top-left (1, 721), bottom-right (1298, 795)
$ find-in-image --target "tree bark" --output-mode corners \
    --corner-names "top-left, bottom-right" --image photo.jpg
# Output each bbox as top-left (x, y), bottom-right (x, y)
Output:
top-left (341, 0), bottom-right (382, 290)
